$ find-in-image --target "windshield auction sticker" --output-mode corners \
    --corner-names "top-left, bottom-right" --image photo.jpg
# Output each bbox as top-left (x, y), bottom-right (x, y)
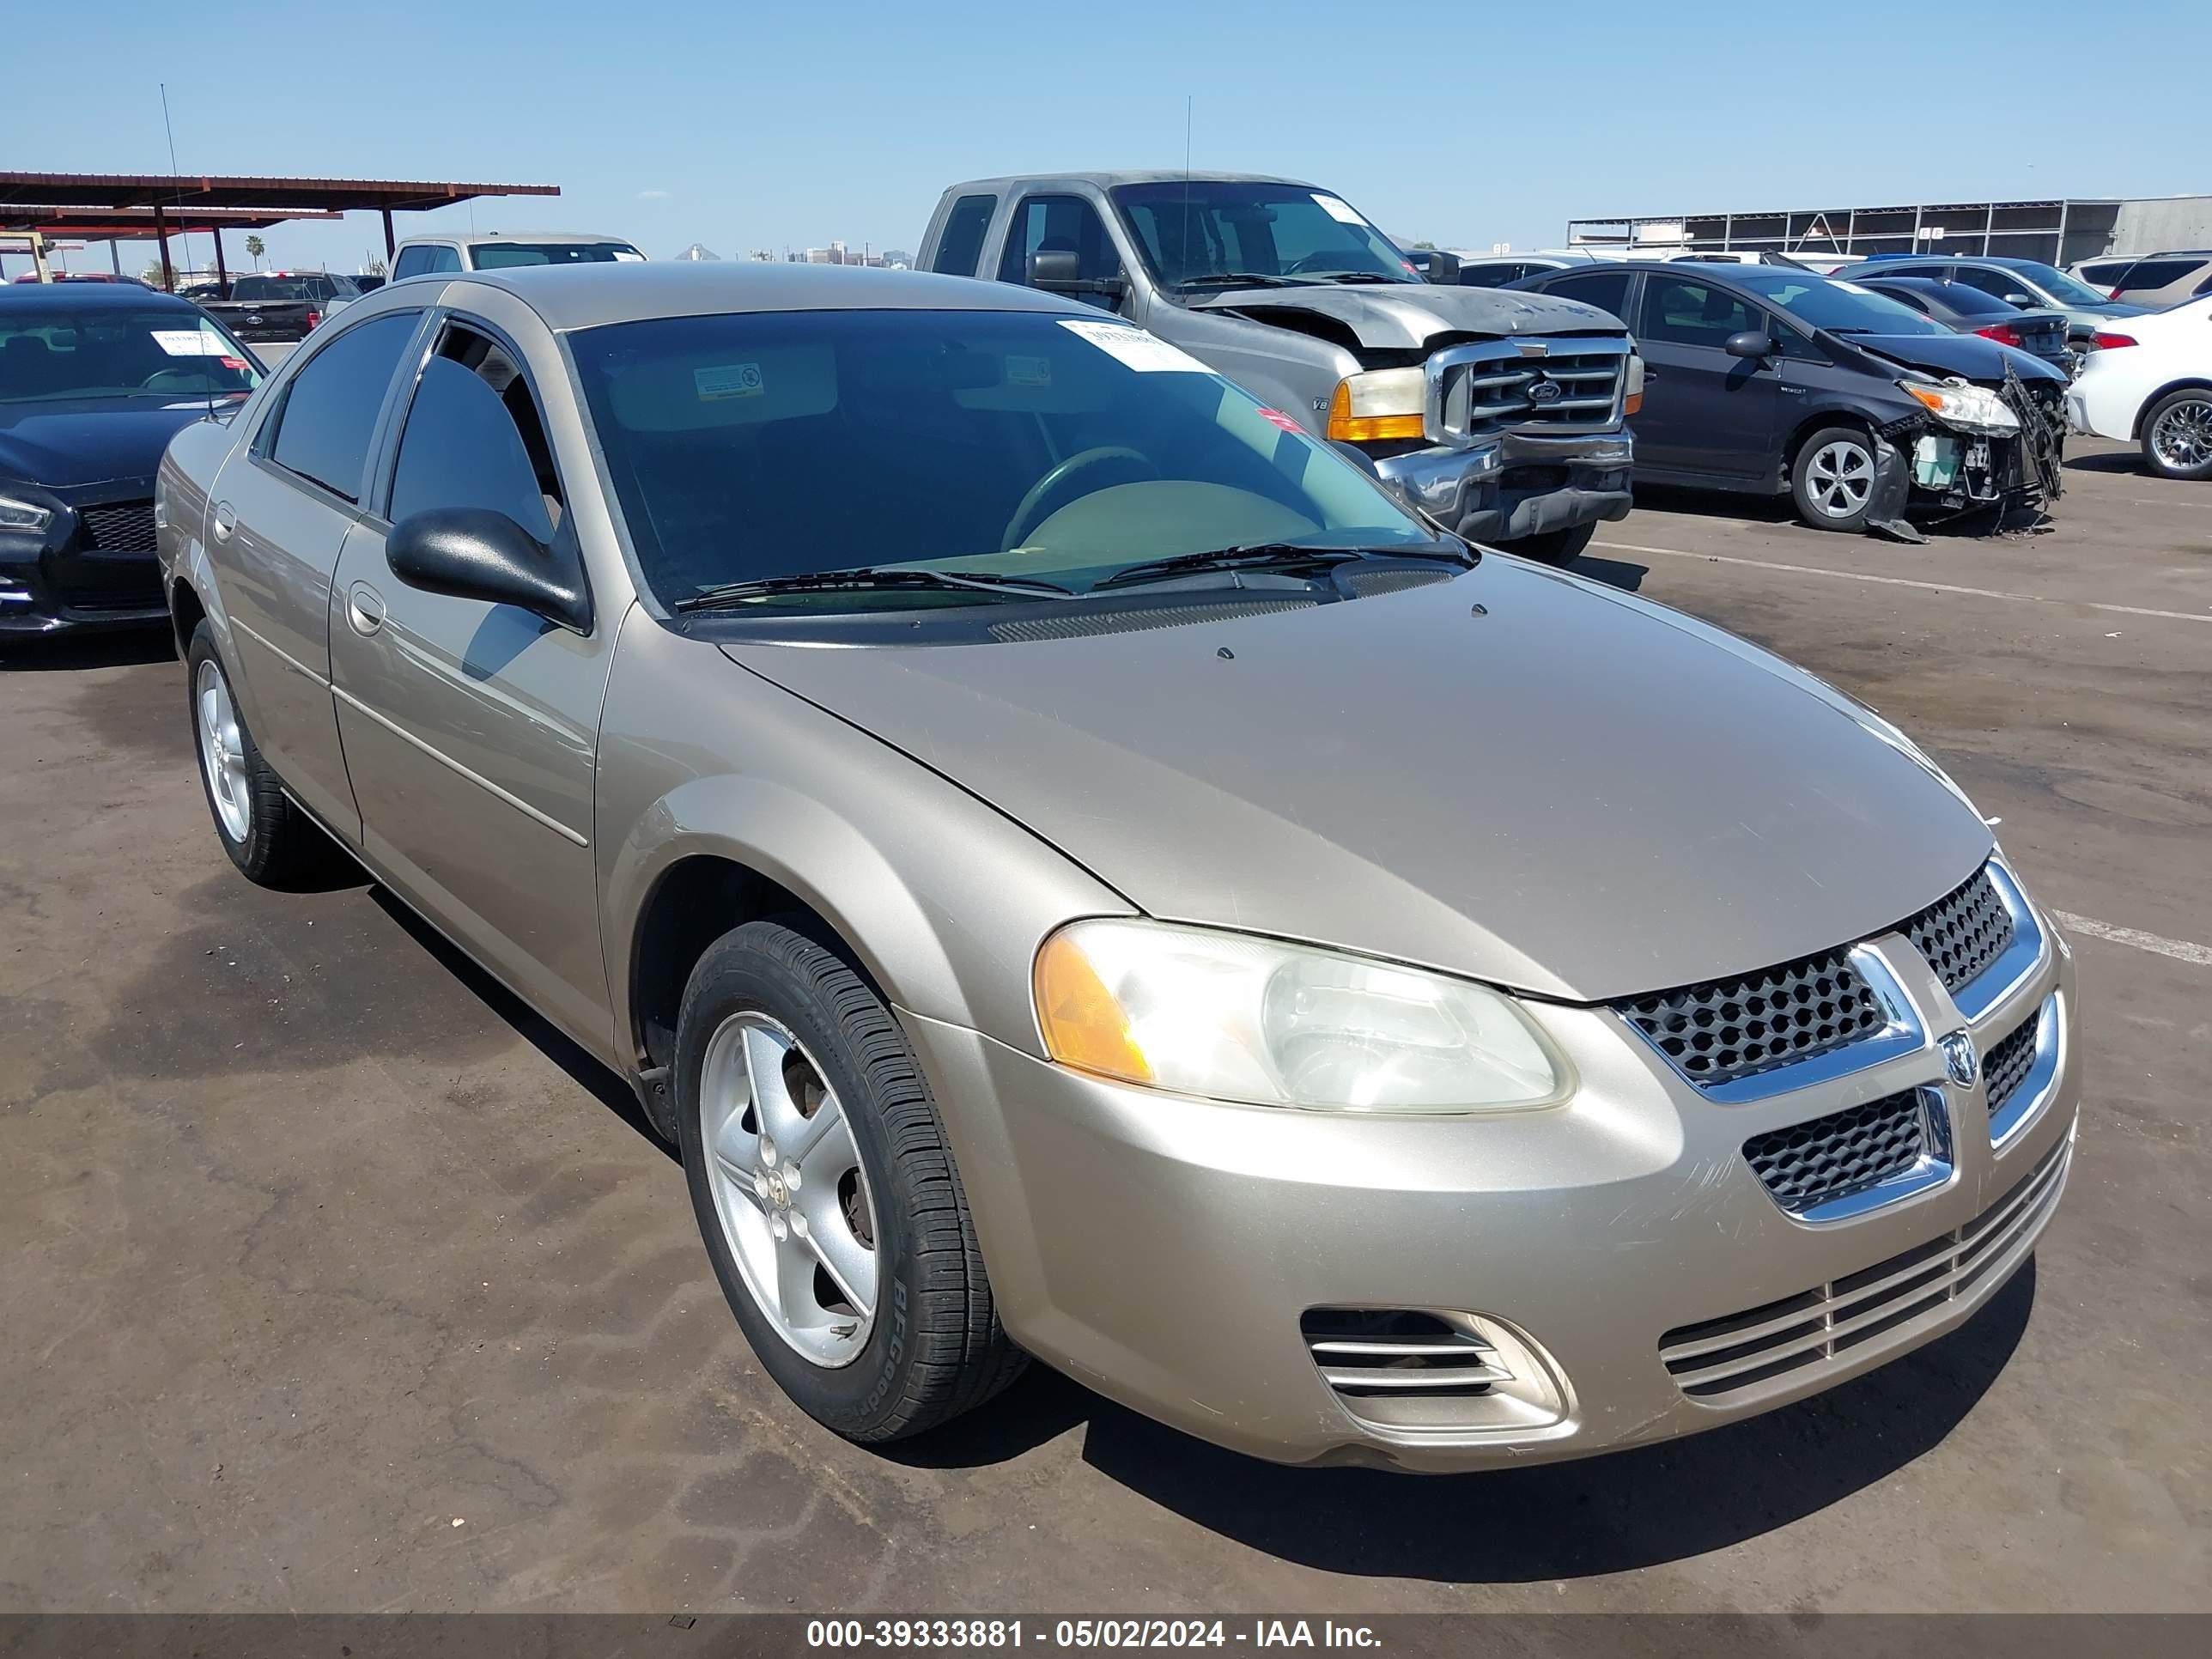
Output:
top-left (151, 330), bottom-right (228, 356)
top-left (1311, 193), bottom-right (1366, 225)
top-left (1058, 319), bottom-right (1209, 374)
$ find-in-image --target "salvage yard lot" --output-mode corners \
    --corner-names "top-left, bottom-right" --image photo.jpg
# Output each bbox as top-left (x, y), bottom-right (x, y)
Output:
top-left (1, 439), bottom-right (2204, 1614)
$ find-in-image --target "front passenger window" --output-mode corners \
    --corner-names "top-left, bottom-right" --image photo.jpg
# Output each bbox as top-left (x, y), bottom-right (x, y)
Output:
top-left (387, 325), bottom-right (562, 544)
top-left (998, 195), bottom-right (1123, 309)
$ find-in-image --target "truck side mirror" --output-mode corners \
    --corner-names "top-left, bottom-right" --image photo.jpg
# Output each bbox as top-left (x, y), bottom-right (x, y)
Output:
top-left (1424, 252), bottom-right (1462, 285)
top-left (1027, 248), bottom-right (1127, 302)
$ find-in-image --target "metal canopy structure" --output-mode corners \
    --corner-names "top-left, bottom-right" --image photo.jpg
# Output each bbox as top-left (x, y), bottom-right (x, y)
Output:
top-left (1565, 198), bottom-right (2129, 267)
top-left (0, 171), bottom-right (561, 286)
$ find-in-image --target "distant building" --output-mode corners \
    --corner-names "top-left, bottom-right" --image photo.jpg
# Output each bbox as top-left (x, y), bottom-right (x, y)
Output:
top-left (1564, 194), bottom-right (2212, 267)
top-left (674, 242), bottom-right (721, 262)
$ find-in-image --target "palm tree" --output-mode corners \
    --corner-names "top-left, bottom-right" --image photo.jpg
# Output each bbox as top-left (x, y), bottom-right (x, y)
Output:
top-left (245, 234), bottom-right (265, 270)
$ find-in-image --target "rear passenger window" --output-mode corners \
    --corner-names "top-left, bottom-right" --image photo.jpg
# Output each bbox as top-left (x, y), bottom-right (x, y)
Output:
top-left (2115, 258), bottom-right (2199, 289)
top-left (932, 195), bottom-right (996, 277)
top-left (387, 324), bottom-right (562, 544)
top-left (264, 311), bottom-right (420, 501)
top-left (1543, 269), bottom-right (1632, 319)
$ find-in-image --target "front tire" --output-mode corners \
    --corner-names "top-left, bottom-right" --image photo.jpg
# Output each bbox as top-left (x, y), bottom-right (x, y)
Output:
top-left (676, 919), bottom-right (1024, 1443)
top-left (1791, 426), bottom-right (1877, 532)
top-left (186, 621), bottom-right (325, 886)
top-left (2141, 389), bottom-right (2212, 481)
top-left (1504, 521), bottom-right (1595, 567)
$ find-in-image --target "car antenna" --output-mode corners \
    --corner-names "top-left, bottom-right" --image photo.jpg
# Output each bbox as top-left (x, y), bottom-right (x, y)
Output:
top-left (1179, 94), bottom-right (1194, 290)
top-left (159, 82), bottom-right (216, 422)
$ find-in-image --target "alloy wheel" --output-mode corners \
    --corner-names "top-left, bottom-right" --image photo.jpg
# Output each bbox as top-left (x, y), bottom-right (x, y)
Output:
top-left (697, 1011), bottom-right (880, 1367)
top-left (1806, 440), bottom-right (1875, 519)
top-left (196, 658), bottom-right (252, 844)
top-left (2149, 398), bottom-right (2212, 471)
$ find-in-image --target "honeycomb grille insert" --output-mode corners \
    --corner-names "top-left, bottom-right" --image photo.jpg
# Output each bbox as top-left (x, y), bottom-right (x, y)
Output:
top-left (1983, 1012), bottom-right (2039, 1118)
top-left (1620, 951), bottom-right (1887, 1087)
top-left (1904, 866), bottom-right (2014, 994)
top-left (78, 501), bottom-right (158, 554)
top-left (1742, 1089), bottom-right (1929, 1213)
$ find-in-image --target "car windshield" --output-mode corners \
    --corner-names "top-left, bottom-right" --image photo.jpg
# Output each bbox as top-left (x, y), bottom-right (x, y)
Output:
top-left (2004, 261), bottom-right (2113, 307)
top-left (1109, 181), bottom-right (1421, 289)
top-left (473, 242), bottom-right (644, 269)
top-left (230, 276), bottom-right (319, 301)
top-left (0, 308), bottom-right (261, 404)
top-left (1726, 270), bottom-right (1952, 337)
top-left (568, 307), bottom-right (1436, 611)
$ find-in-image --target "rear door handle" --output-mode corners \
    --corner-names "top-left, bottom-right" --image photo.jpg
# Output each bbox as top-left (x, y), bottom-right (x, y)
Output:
top-left (210, 501), bottom-right (235, 543)
top-left (346, 581), bottom-right (386, 637)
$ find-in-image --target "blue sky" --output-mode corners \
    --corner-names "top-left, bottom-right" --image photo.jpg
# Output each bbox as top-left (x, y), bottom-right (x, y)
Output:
top-left (9, 0), bottom-right (2206, 277)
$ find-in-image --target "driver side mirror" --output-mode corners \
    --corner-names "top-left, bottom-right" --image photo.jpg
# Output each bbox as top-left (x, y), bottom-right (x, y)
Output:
top-left (1027, 248), bottom-right (1127, 301)
top-left (1724, 330), bottom-right (1776, 360)
top-left (2002, 292), bottom-right (2037, 308)
top-left (386, 507), bottom-right (591, 634)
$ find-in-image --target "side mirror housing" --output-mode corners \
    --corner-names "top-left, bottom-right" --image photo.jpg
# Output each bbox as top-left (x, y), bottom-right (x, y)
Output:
top-left (1424, 251), bottom-right (1463, 285)
top-left (386, 507), bottom-right (590, 634)
top-left (1026, 247), bottom-right (1127, 301)
top-left (2002, 292), bottom-right (2036, 307)
top-left (1724, 330), bottom-right (1775, 360)
top-left (1328, 439), bottom-right (1382, 477)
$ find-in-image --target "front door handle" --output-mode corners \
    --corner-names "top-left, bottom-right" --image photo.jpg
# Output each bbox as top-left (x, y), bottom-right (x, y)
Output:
top-left (346, 581), bottom-right (386, 637)
top-left (210, 501), bottom-right (235, 543)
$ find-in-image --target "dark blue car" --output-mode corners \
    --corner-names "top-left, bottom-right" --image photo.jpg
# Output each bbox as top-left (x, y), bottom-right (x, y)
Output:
top-left (2, 284), bottom-right (262, 639)
top-left (1507, 262), bottom-right (2069, 534)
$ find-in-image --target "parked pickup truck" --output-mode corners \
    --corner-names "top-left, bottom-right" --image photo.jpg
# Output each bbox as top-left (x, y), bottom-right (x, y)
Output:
top-left (198, 271), bottom-right (364, 344)
top-left (920, 172), bottom-right (1641, 562)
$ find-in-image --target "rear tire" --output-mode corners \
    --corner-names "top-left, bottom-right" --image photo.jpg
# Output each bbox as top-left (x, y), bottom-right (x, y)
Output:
top-left (1791, 426), bottom-right (1877, 532)
top-left (1504, 521), bottom-right (1595, 567)
top-left (186, 621), bottom-right (328, 887)
top-left (2140, 389), bottom-right (2212, 481)
top-left (676, 919), bottom-right (1025, 1443)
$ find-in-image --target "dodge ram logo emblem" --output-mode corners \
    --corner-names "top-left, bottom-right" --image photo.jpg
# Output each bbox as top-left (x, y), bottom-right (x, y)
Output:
top-left (1528, 379), bottom-right (1563, 404)
top-left (1941, 1030), bottom-right (1978, 1089)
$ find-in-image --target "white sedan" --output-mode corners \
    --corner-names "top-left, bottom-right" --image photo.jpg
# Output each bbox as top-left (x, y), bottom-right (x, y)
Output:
top-left (2064, 295), bottom-right (2212, 479)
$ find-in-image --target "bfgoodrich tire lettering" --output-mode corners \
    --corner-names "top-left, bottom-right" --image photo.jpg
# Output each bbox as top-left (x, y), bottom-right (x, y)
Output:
top-left (675, 918), bottom-right (1024, 1441)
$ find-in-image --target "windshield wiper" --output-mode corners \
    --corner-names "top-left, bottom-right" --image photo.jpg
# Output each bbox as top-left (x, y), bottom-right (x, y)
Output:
top-left (673, 566), bottom-right (1073, 613)
top-left (1174, 272), bottom-right (1304, 290)
top-left (1093, 541), bottom-right (1472, 592)
top-left (1318, 271), bottom-right (1411, 284)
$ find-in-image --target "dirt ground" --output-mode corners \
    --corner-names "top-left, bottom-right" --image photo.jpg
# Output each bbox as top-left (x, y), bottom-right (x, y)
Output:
top-left (2, 439), bottom-right (2204, 1614)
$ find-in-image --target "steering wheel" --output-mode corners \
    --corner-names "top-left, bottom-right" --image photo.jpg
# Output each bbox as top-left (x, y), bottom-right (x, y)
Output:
top-left (1000, 446), bottom-right (1158, 550)
top-left (141, 368), bottom-right (209, 393)
top-left (1284, 252), bottom-right (1358, 275)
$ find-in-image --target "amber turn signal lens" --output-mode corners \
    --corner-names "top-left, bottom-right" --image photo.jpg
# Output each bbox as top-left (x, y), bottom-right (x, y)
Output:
top-left (1034, 930), bottom-right (1154, 1085)
top-left (1325, 375), bottom-right (1427, 444)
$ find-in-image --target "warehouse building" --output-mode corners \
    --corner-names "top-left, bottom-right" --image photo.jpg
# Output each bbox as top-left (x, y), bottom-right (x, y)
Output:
top-left (1563, 194), bottom-right (2212, 267)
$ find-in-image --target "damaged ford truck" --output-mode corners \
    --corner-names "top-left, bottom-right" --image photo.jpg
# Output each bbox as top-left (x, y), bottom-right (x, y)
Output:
top-left (919, 172), bottom-right (1641, 564)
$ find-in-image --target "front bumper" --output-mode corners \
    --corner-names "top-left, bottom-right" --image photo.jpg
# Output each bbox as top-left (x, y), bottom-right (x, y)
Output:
top-left (1375, 428), bottom-right (1634, 545)
top-left (903, 889), bottom-right (2078, 1472)
top-left (1, 486), bottom-right (168, 637)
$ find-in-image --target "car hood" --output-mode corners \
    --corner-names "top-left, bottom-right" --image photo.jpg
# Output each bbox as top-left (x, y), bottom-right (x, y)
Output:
top-left (1835, 331), bottom-right (2068, 386)
top-left (720, 562), bottom-right (1993, 1003)
top-left (1186, 283), bottom-right (1625, 349)
top-left (0, 397), bottom-right (227, 491)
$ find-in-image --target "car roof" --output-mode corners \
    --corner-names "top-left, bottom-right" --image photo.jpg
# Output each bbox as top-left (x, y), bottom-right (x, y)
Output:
top-left (1856, 275), bottom-right (1951, 293)
top-left (0, 282), bottom-right (198, 311)
top-left (945, 170), bottom-right (1313, 193)
top-left (398, 229), bottom-right (636, 246)
top-left (420, 260), bottom-right (1091, 331)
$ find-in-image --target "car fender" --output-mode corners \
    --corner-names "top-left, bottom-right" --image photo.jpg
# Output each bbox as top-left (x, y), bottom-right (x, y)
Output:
top-left (2130, 375), bottom-right (2212, 438)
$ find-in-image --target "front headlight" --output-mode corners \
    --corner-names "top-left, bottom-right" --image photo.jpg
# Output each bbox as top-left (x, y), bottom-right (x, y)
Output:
top-left (1326, 368), bottom-right (1427, 444)
top-left (1899, 379), bottom-right (2020, 435)
top-left (0, 491), bottom-right (55, 535)
top-left (1033, 918), bottom-right (1571, 1114)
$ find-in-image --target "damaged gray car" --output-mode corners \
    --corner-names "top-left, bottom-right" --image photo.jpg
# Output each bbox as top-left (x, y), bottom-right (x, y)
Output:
top-left (1510, 263), bottom-right (2069, 538)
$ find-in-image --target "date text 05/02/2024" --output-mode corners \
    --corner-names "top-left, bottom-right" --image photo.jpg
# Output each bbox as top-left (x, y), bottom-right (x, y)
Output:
top-left (805, 1619), bottom-right (1384, 1649)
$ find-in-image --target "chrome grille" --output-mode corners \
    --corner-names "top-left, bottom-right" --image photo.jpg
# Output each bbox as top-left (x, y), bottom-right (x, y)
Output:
top-left (1431, 337), bottom-right (1627, 441)
top-left (1660, 1133), bottom-right (2069, 1400)
top-left (1903, 866), bottom-right (2014, 994)
top-left (77, 501), bottom-right (158, 554)
top-left (1619, 950), bottom-right (1887, 1087)
top-left (1741, 1088), bottom-right (1932, 1213)
top-left (1982, 1012), bottom-right (2039, 1118)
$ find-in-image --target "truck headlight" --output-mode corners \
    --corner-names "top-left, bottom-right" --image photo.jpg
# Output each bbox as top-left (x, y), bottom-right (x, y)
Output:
top-left (1034, 918), bottom-right (1571, 1114)
top-left (1327, 368), bottom-right (1428, 444)
top-left (0, 491), bottom-right (55, 535)
top-left (1899, 379), bottom-right (2020, 435)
